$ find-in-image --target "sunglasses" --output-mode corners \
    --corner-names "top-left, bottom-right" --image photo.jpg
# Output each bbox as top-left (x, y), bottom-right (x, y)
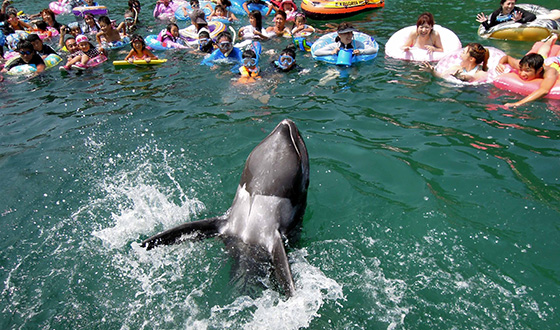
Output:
top-left (19, 50), bottom-right (32, 55)
top-left (243, 58), bottom-right (256, 67)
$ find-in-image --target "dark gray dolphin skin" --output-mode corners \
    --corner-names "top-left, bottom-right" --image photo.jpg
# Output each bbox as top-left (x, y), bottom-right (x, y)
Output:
top-left (141, 119), bottom-right (309, 296)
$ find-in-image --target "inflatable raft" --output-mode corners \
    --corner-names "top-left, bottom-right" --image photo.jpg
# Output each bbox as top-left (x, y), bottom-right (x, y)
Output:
top-left (311, 31), bottom-right (378, 65)
top-left (385, 25), bottom-right (462, 62)
top-left (72, 5), bottom-right (109, 17)
top-left (180, 21), bottom-right (226, 45)
top-left (493, 41), bottom-right (560, 99)
top-left (478, 4), bottom-right (560, 42)
top-left (49, 1), bottom-right (72, 15)
top-left (301, 0), bottom-right (384, 20)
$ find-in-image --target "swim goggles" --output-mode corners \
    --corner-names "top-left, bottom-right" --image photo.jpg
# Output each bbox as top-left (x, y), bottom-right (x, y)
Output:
top-left (125, 17), bottom-right (134, 22)
top-left (19, 50), bottom-right (32, 55)
top-left (243, 57), bottom-right (257, 67)
top-left (198, 37), bottom-right (210, 46)
top-left (218, 41), bottom-right (232, 50)
top-left (276, 55), bottom-right (294, 69)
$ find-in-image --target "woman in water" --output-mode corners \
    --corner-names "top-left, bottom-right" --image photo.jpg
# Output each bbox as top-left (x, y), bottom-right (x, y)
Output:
top-left (424, 43), bottom-right (490, 82)
top-left (402, 12), bottom-right (443, 54)
top-left (476, 0), bottom-right (536, 31)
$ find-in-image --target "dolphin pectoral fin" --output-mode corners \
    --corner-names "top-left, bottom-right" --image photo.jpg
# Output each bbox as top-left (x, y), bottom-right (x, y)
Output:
top-left (271, 233), bottom-right (296, 297)
top-left (141, 217), bottom-right (226, 250)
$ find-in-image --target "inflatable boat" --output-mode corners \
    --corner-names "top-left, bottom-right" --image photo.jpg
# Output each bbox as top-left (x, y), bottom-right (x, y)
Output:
top-left (301, 0), bottom-right (384, 20)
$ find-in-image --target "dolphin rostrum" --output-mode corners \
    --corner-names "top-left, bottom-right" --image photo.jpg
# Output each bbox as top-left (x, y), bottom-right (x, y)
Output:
top-left (141, 119), bottom-right (309, 296)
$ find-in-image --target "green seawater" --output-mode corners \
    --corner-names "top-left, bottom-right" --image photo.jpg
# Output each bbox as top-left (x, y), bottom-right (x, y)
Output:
top-left (1, 0), bottom-right (559, 329)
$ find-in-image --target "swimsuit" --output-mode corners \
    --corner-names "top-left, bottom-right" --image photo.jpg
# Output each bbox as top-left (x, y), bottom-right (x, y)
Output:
top-left (545, 56), bottom-right (560, 73)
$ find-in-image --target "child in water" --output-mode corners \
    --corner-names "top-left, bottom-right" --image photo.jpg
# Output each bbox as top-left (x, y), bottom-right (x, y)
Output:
top-left (206, 0), bottom-right (238, 21)
top-left (124, 34), bottom-right (158, 63)
top-left (96, 15), bottom-right (122, 45)
top-left (239, 10), bottom-right (267, 40)
top-left (239, 48), bottom-right (260, 78)
top-left (197, 30), bottom-right (215, 53)
top-left (291, 13), bottom-right (315, 37)
top-left (157, 22), bottom-right (188, 48)
top-left (61, 34), bottom-right (102, 70)
top-left (402, 12), bottom-right (443, 54)
top-left (117, 10), bottom-right (137, 37)
top-left (424, 43), bottom-right (490, 82)
top-left (272, 44), bottom-right (300, 72)
top-left (81, 13), bottom-right (101, 35)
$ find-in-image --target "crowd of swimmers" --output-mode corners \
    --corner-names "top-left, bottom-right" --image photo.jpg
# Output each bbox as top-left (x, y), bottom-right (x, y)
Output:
top-left (0, 0), bottom-right (560, 107)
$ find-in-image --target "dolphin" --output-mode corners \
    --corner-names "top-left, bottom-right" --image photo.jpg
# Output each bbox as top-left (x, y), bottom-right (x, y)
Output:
top-left (141, 119), bottom-right (309, 296)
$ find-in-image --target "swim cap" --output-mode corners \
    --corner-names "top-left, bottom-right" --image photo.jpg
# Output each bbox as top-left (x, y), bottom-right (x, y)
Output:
top-left (76, 34), bottom-right (88, 43)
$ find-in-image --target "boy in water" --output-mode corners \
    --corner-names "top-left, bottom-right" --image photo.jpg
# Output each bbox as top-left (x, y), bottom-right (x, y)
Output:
top-left (497, 35), bottom-right (560, 107)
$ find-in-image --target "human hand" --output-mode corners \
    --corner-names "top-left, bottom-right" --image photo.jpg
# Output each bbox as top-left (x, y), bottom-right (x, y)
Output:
top-left (145, 58), bottom-right (151, 63)
top-left (496, 63), bottom-right (506, 74)
top-left (504, 102), bottom-right (519, 108)
top-left (512, 11), bottom-right (522, 22)
top-left (420, 61), bottom-right (434, 72)
top-left (352, 49), bottom-right (360, 55)
top-left (476, 12), bottom-right (487, 23)
top-left (127, 58), bottom-right (134, 63)
top-left (402, 46), bottom-right (411, 52)
top-left (425, 45), bottom-right (435, 54)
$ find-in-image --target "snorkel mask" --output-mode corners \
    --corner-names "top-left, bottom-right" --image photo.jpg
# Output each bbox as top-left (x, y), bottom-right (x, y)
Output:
top-left (243, 57), bottom-right (258, 72)
top-left (275, 54), bottom-right (294, 70)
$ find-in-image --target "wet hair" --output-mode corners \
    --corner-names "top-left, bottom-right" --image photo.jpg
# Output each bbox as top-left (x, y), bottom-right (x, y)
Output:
top-left (198, 30), bottom-right (214, 53)
top-left (216, 30), bottom-right (233, 42)
top-left (416, 12), bottom-right (435, 27)
top-left (84, 13), bottom-right (101, 30)
top-left (242, 49), bottom-right (257, 59)
top-left (248, 10), bottom-right (263, 32)
top-left (166, 22), bottom-right (179, 33)
top-left (40, 9), bottom-right (57, 22)
top-left (190, 0), bottom-right (200, 5)
top-left (128, 0), bottom-right (141, 10)
top-left (294, 13), bottom-right (306, 24)
top-left (280, 44), bottom-right (296, 59)
top-left (35, 20), bottom-right (48, 31)
top-left (337, 22), bottom-right (355, 32)
top-left (219, 0), bottom-right (232, 6)
top-left (130, 34), bottom-right (146, 50)
top-left (466, 43), bottom-right (489, 71)
top-left (17, 40), bottom-right (34, 52)
top-left (519, 53), bottom-right (544, 72)
top-left (275, 10), bottom-right (287, 20)
top-left (214, 5), bottom-right (226, 15)
top-left (26, 33), bottom-right (41, 42)
top-left (98, 15), bottom-right (112, 26)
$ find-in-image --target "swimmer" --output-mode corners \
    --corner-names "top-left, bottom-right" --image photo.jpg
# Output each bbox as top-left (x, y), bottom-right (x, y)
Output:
top-left (40, 9), bottom-right (62, 33)
top-left (201, 30), bottom-right (243, 68)
top-left (402, 12), bottom-right (443, 54)
top-left (239, 10), bottom-right (267, 40)
top-left (63, 36), bottom-right (81, 61)
top-left (496, 35), bottom-right (560, 107)
top-left (208, 5), bottom-right (228, 22)
top-left (265, 10), bottom-right (290, 38)
top-left (279, 0), bottom-right (297, 21)
top-left (313, 22), bottom-right (378, 56)
top-left (291, 13), bottom-right (315, 37)
top-left (6, 10), bottom-right (32, 31)
top-left (476, 0), bottom-right (536, 31)
top-left (96, 15), bottom-right (122, 45)
top-left (190, 8), bottom-right (209, 33)
top-left (124, 34), bottom-right (158, 63)
top-left (82, 13), bottom-right (101, 35)
top-left (239, 48), bottom-right (260, 79)
top-left (61, 34), bottom-right (102, 70)
top-left (207, 0), bottom-right (238, 21)
top-left (117, 10), bottom-right (137, 37)
top-left (197, 30), bottom-right (215, 53)
top-left (58, 22), bottom-right (82, 49)
top-left (424, 43), bottom-right (490, 82)
top-left (128, 0), bottom-right (141, 22)
top-left (157, 22), bottom-right (188, 48)
top-left (2, 40), bottom-right (46, 74)
top-left (27, 33), bottom-right (58, 59)
top-left (153, 0), bottom-right (176, 20)
top-left (272, 44), bottom-right (300, 72)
